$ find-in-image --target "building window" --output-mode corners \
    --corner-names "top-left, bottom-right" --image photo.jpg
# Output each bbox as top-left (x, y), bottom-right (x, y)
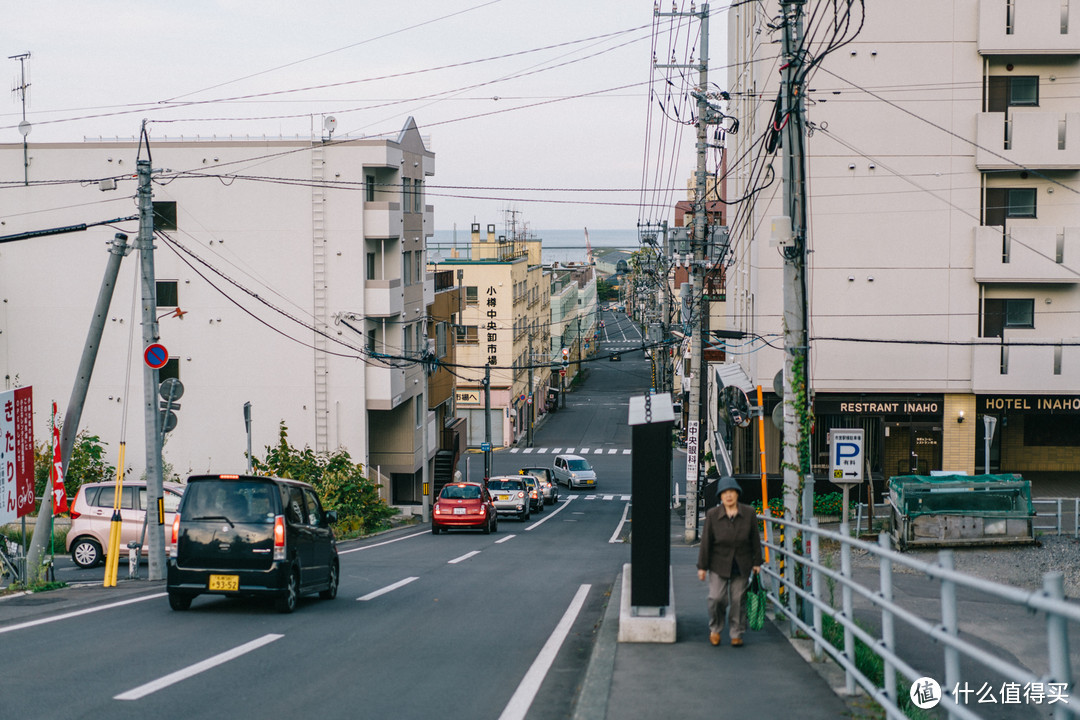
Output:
top-left (403, 178), bottom-right (412, 211)
top-left (986, 76), bottom-right (1039, 112)
top-left (402, 251), bottom-right (412, 286)
top-left (416, 397), bottom-right (424, 429)
top-left (455, 325), bottom-right (478, 344)
top-left (152, 201), bottom-right (177, 230)
top-left (982, 298), bottom-right (1035, 337)
top-left (403, 323), bottom-right (412, 354)
top-left (414, 179), bottom-right (423, 213)
top-left (466, 286), bottom-right (479, 306)
top-left (156, 280), bottom-right (178, 308)
top-left (367, 252), bottom-right (376, 281)
top-left (983, 187), bottom-right (1037, 225)
top-left (367, 329), bottom-right (378, 355)
top-left (365, 175), bottom-right (376, 202)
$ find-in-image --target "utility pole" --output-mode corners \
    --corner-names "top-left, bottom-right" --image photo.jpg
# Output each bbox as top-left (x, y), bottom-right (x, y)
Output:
top-left (527, 333), bottom-right (534, 447)
top-left (9, 52), bottom-right (31, 186)
top-left (137, 150), bottom-right (167, 580)
top-left (657, 2), bottom-right (714, 543)
top-left (779, 1), bottom-right (811, 596)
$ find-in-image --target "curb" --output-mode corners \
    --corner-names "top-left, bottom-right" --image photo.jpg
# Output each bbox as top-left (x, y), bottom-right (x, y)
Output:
top-left (571, 574), bottom-right (620, 720)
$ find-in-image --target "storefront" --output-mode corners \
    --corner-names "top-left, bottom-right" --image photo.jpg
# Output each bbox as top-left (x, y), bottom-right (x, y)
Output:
top-left (976, 395), bottom-right (1080, 474)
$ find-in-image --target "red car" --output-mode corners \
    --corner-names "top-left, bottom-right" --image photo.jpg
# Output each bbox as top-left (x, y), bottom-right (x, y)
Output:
top-left (432, 482), bottom-right (498, 534)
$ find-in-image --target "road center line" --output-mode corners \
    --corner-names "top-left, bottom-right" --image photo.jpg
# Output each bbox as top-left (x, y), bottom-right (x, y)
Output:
top-left (525, 495), bottom-right (576, 530)
top-left (0, 592), bottom-right (166, 636)
top-left (338, 530), bottom-right (427, 555)
top-left (448, 550), bottom-right (481, 564)
top-left (609, 502), bottom-right (631, 544)
top-left (498, 584), bottom-right (591, 720)
top-left (114, 634), bottom-right (283, 700)
top-left (357, 576), bottom-right (419, 601)
top-left (495, 534), bottom-right (516, 544)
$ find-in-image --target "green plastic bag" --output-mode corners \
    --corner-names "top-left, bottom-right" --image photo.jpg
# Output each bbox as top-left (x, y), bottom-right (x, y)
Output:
top-left (746, 572), bottom-right (767, 631)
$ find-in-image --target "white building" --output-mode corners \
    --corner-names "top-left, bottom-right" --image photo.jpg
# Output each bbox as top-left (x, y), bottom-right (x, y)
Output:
top-left (0, 119), bottom-right (438, 508)
top-left (726, 1), bottom-right (1080, 484)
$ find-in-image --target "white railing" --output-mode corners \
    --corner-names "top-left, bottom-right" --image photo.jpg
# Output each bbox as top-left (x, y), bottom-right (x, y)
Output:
top-left (761, 514), bottom-right (1078, 719)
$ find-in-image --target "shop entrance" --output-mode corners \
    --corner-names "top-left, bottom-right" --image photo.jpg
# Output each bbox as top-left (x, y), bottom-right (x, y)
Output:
top-left (884, 422), bottom-right (942, 476)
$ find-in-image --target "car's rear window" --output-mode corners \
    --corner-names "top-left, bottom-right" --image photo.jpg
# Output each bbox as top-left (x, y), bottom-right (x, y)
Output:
top-left (441, 484), bottom-right (481, 500)
top-left (182, 480), bottom-right (278, 523)
top-left (488, 480), bottom-right (523, 491)
top-left (567, 459), bottom-right (592, 471)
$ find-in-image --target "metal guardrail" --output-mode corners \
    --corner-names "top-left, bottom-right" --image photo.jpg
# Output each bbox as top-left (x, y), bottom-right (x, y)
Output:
top-left (760, 514), bottom-right (1077, 720)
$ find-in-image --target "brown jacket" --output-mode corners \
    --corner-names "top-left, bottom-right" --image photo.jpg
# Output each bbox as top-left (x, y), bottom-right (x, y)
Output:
top-left (696, 502), bottom-right (763, 579)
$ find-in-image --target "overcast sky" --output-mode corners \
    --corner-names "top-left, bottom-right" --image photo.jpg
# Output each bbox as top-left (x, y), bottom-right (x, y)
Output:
top-left (3, 1), bottom-right (724, 233)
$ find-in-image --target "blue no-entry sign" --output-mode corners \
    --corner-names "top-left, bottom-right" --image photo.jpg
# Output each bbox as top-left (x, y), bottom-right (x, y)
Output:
top-left (144, 343), bottom-right (169, 369)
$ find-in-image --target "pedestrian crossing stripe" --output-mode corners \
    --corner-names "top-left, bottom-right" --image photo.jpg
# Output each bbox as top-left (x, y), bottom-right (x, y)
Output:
top-left (507, 447), bottom-right (632, 455)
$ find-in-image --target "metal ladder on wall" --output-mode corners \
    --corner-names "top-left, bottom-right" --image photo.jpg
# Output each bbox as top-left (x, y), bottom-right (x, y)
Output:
top-left (311, 143), bottom-right (329, 453)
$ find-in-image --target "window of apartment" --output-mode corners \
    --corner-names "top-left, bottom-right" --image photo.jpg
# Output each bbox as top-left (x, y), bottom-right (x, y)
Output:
top-left (414, 179), bottom-right (423, 213)
top-left (983, 187), bottom-right (1037, 225)
top-left (156, 280), bottom-right (178, 308)
top-left (365, 175), bottom-right (376, 202)
top-left (416, 324), bottom-right (424, 354)
top-left (986, 75), bottom-right (1039, 112)
top-left (403, 322), bottom-right (413, 354)
top-left (982, 297), bottom-right (1035, 337)
top-left (416, 397), bottom-right (424, 429)
top-left (367, 328), bottom-right (378, 355)
top-left (402, 251), bottom-right (412, 286)
top-left (435, 322), bottom-right (448, 358)
top-left (455, 325), bottom-right (478, 344)
top-left (465, 286), bottom-right (479, 306)
top-left (403, 177), bottom-right (412, 210)
top-left (152, 201), bottom-right (177, 230)
top-left (367, 252), bottom-right (377, 281)
top-left (415, 250), bottom-right (423, 284)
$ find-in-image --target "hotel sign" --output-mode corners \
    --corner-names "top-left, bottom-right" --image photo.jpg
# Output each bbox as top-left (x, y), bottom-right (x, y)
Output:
top-left (978, 395), bottom-right (1080, 414)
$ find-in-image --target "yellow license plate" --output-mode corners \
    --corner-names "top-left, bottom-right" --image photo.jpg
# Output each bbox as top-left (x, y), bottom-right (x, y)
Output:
top-left (208, 574), bottom-right (239, 592)
top-left (498, 494), bottom-right (509, 501)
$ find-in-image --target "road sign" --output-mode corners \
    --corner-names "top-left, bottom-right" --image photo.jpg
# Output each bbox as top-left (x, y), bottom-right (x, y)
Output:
top-left (828, 428), bottom-right (864, 484)
top-left (480, 442), bottom-right (492, 452)
top-left (144, 343), bottom-right (169, 369)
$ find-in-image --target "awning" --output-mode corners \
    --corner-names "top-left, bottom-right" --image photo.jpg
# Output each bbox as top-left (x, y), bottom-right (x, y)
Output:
top-left (712, 362), bottom-right (755, 396)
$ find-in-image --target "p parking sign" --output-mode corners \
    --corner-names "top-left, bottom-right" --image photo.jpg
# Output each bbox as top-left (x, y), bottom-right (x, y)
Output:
top-left (828, 428), bottom-right (864, 484)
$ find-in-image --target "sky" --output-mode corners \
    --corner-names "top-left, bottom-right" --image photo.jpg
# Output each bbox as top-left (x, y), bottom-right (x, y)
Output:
top-left (2, 1), bottom-right (723, 233)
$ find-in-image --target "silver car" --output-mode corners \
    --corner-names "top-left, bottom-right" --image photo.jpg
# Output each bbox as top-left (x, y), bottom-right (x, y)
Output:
top-left (487, 476), bottom-right (530, 520)
top-left (553, 454), bottom-right (596, 490)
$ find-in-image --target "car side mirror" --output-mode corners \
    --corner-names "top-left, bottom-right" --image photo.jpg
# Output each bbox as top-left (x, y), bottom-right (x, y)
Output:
top-left (326, 510), bottom-right (338, 525)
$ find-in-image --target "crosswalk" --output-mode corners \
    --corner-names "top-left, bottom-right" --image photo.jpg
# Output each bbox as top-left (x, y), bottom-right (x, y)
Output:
top-left (507, 447), bottom-right (631, 455)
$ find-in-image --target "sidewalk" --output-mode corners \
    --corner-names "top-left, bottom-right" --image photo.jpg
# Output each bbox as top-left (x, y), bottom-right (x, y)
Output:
top-left (573, 511), bottom-right (866, 720)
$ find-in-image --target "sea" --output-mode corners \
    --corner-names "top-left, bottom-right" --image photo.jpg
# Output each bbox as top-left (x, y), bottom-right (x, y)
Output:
top-left (430, 228), bottom-right (640, 266)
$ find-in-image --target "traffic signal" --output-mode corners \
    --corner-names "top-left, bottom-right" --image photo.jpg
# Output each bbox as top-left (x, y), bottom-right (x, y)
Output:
top-left (561, 347), bottom-right (569, 367)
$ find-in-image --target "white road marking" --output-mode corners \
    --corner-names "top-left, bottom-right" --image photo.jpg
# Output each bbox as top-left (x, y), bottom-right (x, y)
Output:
top-left (552, 448), bottom-right (562, 454)
top-left (357, 576), bottom-right (419, 601)
top-left (115, 634), bottom-right (284, 700)
top-left (523, 448), bottom-right (534, 454)
top-left (495, 534), bottom-right (516, 544)
top-left (509, 448), bottom-right (520, 453)
top-left (609, 502), bottom-right (631, 544)
top-left (622, 449), bottom-right (631, 455)
top-left (339, 530), bottom-right (427, 555)
top-left (579, 448), bottom-right (590, 454)
top-left (537, 448), bottom-right (549, 454)
top-left (498, 585), bottom-right (591, 720)
top-left (564, 448), bottom-right (575, 453)
top-left (608, 449), bottom-right (618, 454)
top-left (525, 495), bottom-right (576, 530)
top-left (0, 593), bottom-right (166, 636)
top-left (448, 550), bottom-right (481, 564)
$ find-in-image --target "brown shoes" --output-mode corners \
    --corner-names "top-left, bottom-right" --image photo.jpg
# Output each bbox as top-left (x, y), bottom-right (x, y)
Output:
top-left (730, 637), bottom-right (744, 647)
top-left (709, 633), bottom-right (721, 646)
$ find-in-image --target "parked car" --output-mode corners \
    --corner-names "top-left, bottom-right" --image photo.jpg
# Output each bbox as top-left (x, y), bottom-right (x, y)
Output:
top-left (432, 482), bottom-right (497, 534)
top-left (519, 467), bottom-right (559, 505)
top-left (609, 353), bottom-right (621, 361)
top-left (66, 480), bottom-right (186, 569)
top-left (521, 474), bottom-right (544, 513)
top-left (166, 474), bottom-right (338, 613)
top-left (553, 454), bottom-right (597, 490)
top-left (486, 476), bottom-right (530, 520)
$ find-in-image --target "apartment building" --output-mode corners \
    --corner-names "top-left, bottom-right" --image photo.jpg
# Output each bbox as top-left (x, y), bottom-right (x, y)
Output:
top-left (0, 118), bottom-right (441, 510)
top-left (726, 1), bottom-right (1080, 485)
top-left (437, 224), bottom-right (551, 448)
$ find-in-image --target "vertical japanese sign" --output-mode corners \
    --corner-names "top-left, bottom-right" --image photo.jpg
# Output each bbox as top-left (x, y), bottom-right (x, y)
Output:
top-left (1, 386), bottom-right (35, 524)
top-left (685, 419), bottom-right (699, 489)
top-left (485, 285), bottom-right (499, 366)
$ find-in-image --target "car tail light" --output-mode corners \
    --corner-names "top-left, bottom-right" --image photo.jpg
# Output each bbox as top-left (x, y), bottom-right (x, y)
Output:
top-left (434, 503), bottom-right (442, 516)
top-left (273, 515), bottom-right (286, 561)
top-left (170, 515), bottom-right (180, 558)
top-left (69, 508), bottom-right (81, 520)
top-left (478, 504), bottom-right (486, 516)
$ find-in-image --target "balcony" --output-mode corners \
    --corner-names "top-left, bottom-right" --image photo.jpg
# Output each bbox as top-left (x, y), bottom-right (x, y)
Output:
top-left (363, 201), bottom-right (403, 238)
top-left (972, 337), bottom-right (1080, 393)
top-left (365, 278), bottom-right (404, 317)
top-left (366, 363), bottom-right (406, 410)
top-left (976, 112), bottom-right (1080, 170)
top-left (974, 226), bottom-right (1080, 284)
top-left (978, 0), bottom-right (1080, 55)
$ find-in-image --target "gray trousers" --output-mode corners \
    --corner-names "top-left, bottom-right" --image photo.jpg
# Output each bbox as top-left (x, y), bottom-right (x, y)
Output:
top-left (706, 570), bottom-right (749, 639)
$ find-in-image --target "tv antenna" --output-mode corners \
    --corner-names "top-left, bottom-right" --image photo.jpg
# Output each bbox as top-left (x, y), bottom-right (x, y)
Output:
top-left (9, 52), bottom-right (31, 185)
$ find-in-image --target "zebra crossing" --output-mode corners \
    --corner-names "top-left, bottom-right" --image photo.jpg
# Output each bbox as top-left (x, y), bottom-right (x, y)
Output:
top-left (561, 494), bottom-right (631, 502)
top-left (507, 447), bottom-right (631, 455)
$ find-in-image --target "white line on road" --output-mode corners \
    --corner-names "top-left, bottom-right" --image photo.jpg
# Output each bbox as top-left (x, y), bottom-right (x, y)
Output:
top-left (0, 592), bottom-right (166, 636)
top-left (448, 550), bottom-right (481, 564)
top-left (537, 448), bottom-right (549, 453)
top-left (498, 584), bottom-right (591, 720)
top-left (609, 502), bottom-right (631, 544)
top-left (608, 448), bottom-right (618, 454)
top-left (115, 634), bottom-right (284, 700)
top-left (509, 448), bottom-right (520, 453)
top-left (622, 449), bottom-right (631, 454)
top-left (525, 495), bottom-right (576, 530)
top-left (495, 534), bottom-right (516, 544)
top-left (338, 530), bottom-right (427, 555)
top-left (357, 576), bottom-right (419, 601)
top-left (523, 448), bottom-right (534, 453)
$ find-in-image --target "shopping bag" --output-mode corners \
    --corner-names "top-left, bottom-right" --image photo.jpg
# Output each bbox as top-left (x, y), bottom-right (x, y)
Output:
top-left (746, 572), bottom-right (767, 631)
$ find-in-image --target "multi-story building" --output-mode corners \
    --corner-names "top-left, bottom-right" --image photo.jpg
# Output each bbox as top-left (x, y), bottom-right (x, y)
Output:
top-left (725, 2), bottom-right (1080, 486)
top-left (0, 118), bottom-right (444, 511)
top-left (438, 223), bottom-right (551, 448)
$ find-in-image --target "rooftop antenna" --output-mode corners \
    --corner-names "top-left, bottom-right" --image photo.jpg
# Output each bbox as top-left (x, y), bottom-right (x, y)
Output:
top-left (9, 52), bottom-right (31, 186)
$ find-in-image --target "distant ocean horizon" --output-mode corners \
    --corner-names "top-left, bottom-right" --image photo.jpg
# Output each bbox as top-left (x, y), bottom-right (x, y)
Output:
top-left (431, 228), bottom-right (639, 265)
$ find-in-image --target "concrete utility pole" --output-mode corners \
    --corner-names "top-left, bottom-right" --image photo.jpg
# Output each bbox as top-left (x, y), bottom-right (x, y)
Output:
top-left (779, 1), bottom-right (811, 585)
top-left (657, 2), bottom-right (712, 544)
top-left (137, 153), bottom-right (167, 580)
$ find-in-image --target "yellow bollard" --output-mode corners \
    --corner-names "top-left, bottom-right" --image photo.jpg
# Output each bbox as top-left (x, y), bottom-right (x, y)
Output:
top-left (103, 443), bottom-right (126, 588)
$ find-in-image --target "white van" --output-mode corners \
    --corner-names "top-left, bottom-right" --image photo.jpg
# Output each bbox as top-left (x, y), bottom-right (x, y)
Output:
top-left (553, 454), bottom-right (596, 489)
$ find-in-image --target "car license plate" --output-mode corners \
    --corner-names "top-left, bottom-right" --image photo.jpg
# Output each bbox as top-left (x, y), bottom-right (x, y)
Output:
top-left (498, 494), bottom-right (509, 501)
top-left (208, 574), bottom-right (239, 592)
top-left (453, 507), bottom-right (467, 515)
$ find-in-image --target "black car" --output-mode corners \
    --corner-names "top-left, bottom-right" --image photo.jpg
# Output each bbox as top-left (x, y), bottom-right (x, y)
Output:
top-left (167, 474), bottom-right (339, 613)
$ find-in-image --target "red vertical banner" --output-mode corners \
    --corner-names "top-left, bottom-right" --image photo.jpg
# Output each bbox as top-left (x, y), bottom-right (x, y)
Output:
top-left (1, 386), bottom-right (35, 522)
top-left (51, 402), bottom-right (68, 514)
